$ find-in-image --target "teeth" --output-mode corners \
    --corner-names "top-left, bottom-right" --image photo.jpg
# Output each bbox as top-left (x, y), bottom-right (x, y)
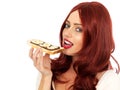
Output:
top-left (64, 40), bottom-right (71, 45)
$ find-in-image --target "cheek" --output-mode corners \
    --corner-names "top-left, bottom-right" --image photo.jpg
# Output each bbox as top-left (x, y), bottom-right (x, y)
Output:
top-left (74, 35), bottom-right (83, 48)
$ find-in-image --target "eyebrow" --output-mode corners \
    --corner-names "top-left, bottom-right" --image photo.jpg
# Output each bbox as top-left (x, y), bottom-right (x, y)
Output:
top-left (66, 20), bottom-right (82, 25)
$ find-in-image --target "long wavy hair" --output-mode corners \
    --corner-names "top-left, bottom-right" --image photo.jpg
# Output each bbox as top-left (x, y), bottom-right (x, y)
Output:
top-left (51, 1), bottom-right (115, 90)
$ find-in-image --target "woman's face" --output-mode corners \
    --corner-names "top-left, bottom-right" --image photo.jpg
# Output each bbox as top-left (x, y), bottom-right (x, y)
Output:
top-left (62, 10), bottom-right (83, 56)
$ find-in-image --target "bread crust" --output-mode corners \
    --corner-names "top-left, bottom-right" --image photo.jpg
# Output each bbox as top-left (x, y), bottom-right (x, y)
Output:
top-left (27, 39), bottom-right (64, 54)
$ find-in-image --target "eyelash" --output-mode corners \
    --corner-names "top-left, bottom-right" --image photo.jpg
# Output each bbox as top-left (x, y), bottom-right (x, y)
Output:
top-left (75, 27), bottom-right (82, 32)
top-left (64, 23), bottom-right (82, 32)
top-left (64, 23), bottom-right (70, 28)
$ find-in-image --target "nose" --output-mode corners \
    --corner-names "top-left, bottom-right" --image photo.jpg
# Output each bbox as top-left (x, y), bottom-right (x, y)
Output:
top-left (63, 27), bottom-right (73, 38)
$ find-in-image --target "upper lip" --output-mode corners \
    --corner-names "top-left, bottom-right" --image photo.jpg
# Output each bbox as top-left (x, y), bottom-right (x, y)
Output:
top-left (63, 38), bottom-right (73, 46)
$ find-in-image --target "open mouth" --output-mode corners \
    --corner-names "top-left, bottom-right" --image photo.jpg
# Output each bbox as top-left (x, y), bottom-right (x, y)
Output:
top-left (63, 39), bottom-right (73, 49)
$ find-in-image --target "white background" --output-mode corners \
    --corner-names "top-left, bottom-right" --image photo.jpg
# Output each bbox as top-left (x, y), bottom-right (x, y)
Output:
top-left (0, 0), bottom-right (120, 90)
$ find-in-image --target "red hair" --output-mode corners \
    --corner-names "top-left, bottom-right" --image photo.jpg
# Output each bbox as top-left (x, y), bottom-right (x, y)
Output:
top-left (51, 1), bottom-right (115, 90)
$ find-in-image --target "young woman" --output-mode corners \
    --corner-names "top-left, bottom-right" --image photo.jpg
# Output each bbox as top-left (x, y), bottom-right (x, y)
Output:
top-left (29, 1), bottom-right (120, 90)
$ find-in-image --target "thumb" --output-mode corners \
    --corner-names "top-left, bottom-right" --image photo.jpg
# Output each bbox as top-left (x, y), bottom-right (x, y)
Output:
top-left (44, 53), bottom-right (50, 60)
top-left (44, 53), bottom-right (51, 64)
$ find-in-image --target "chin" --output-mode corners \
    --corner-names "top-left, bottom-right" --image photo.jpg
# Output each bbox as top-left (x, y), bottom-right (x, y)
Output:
top-left (62, 50), bottom-right (75, 56)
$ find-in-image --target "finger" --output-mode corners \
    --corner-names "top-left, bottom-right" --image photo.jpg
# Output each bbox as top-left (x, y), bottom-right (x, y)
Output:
top-left (29, 47), bottom-right (34, 59)
top-left (37, 48), bottom-right (44, 66)
top-left (32, 48), bottom-right (41, 65)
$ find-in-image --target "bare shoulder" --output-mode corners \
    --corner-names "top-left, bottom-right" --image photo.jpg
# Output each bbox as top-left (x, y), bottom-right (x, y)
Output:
top-left (96, 70), bottom-right (120, 90)
top-left (97, 70), bottom-right (120, 81)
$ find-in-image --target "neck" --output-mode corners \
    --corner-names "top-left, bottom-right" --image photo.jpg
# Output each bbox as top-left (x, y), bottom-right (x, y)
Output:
top-left (71, 56), bottom-right (80, 64)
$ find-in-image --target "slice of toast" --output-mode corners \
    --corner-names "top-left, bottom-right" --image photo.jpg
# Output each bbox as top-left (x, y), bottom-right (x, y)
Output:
top-left (27, 39), bottom-right (64, 54)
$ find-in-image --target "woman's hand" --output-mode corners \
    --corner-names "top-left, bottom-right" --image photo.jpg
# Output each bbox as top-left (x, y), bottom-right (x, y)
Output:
top-left (29, 48), bottom-right (52, 76)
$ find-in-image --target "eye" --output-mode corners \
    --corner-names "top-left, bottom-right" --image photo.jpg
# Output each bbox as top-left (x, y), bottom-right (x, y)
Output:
top-left (75, 27), bottom-right (83, 32)
top-left (64, 23), bottom-right (70, 28)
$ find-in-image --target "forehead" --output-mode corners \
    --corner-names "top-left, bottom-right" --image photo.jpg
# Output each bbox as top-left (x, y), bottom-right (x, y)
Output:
top-left (67, 10), bottom-right (81, 23)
